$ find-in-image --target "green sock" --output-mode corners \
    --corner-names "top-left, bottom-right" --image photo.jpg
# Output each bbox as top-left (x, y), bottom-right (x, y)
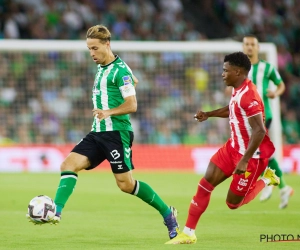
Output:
top-left (54, 171), bottom-right (78, 213)
top-left (268, 158), bottom-right (286, 189)
top-left (131, 180), bottom-right (171, 218)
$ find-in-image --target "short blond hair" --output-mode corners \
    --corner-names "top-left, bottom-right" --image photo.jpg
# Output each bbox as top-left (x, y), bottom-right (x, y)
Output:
top-left (86, 25), bottom-right (111, 42)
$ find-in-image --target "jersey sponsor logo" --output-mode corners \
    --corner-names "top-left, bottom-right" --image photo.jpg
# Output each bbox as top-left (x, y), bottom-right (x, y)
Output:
top-left (93, 88), bottom-right (100, 95)
top-left (122, 75), bottom-right (132, 85)
top-left (110, 150), bottom-right (120, 160)
top-left (123, 86), bottom-right (131, 93)
top-left (125, 147), bottom-right (131, 158)
top-left (110, 161), bottom-right (122, 164)
top-left (248, 101), bottom-right (259, 108)
top-left (117, 165), bottom-right (123, 170)
top-left (238, 178), bottom-right (248, 187)
top-left (229, 99), bottom-right (239, 124)
top-left (120, 84), bottom-right (136, 98)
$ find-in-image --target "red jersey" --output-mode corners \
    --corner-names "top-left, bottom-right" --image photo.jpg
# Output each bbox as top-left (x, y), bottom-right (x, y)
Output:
top-left (228, 79), bottom-right (275, 159)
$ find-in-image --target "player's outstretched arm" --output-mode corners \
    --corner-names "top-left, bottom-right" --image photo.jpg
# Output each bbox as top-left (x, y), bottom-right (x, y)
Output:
top-left (194, 105), bottom-right (229, 122)
top-left (233, 113), bottom-right (266, 174)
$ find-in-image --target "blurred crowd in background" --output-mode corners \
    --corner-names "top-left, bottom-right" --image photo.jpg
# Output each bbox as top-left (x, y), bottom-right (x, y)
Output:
top-left (0, 0), bottom-right (300, 145)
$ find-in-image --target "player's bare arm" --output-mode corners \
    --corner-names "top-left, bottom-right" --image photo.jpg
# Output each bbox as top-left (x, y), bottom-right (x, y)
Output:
top-left (266, 81), bottom-right (285, 99)
top-left (233, 113), bottom-right (266, 175)
top-left (93, 95), bottom-right (137, 122)
top-left (194, 105), bottom-right (229, 122)
top-left (132, 74), bottom-right (138, 87)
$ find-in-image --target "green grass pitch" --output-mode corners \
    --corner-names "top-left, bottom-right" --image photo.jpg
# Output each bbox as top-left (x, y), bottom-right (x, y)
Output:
top-left (0, 172), bottom-right (299, 250)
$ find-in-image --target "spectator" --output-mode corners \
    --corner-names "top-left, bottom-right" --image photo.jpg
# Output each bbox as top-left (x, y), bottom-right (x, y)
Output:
top-left (153, 122), bottom-right (181, 145)
top-left (0, 0), bottom-right (299, 146)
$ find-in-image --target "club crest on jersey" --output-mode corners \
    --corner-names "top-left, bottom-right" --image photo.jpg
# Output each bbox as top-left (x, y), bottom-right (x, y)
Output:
top-left (122, 75), bottom-right (132, 85)
top-left (103, 70), bottom-right (109, 76)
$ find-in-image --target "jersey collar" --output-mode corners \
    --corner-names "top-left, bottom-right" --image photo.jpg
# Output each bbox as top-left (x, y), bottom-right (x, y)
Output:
top-left (99, 55), bottom-right (119, 68)
top-left (233, 78), bottom-right (250, 95)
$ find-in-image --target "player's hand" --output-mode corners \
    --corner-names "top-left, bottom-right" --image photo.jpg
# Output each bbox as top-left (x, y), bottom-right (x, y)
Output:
top-left (233, 159), bottom-right (248, 175)
top-left (92, 109), bottom-right (111, 122)
top-left (266, 89), bottom-right (276, 99)
top-left (194, 111), bottom-right (208, 122)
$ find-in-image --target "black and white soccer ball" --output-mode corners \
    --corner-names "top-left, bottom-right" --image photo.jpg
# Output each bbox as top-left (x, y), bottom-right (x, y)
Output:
top-left (27, 195), bottom-right (56, 223)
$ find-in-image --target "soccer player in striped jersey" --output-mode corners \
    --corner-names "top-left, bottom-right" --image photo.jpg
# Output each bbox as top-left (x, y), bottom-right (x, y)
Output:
top-left (243, 35), bottom-right (293, 209)
top-left (166, 52), bottom-right (279, 245)
top-left (27, 25), bottom-right (179, 240)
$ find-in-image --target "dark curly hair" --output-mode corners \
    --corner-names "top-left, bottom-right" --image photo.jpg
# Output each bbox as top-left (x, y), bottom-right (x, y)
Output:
top-left (224, 52), bottom-right (251, 72)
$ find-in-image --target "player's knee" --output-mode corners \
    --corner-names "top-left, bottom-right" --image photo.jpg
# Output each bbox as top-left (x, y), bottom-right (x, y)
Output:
top-left (60, 161), bottom-right (76, 172)
top-left (117, 181), bottom-right (133, 193)
top-left (226, 200), bottom-right (241, 210)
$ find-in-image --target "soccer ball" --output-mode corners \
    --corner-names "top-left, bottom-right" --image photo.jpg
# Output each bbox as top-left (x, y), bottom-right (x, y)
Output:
top-left (27, 195), bottom-right (56, 223)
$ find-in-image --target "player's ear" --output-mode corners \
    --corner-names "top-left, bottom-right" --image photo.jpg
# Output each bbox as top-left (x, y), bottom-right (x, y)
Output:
top-left (105, 40), bottom-right (110, 47)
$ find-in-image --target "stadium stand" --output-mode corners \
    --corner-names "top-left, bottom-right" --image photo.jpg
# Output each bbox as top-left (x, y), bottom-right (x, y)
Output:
top-left (0, 0), bottom-right (300, 145)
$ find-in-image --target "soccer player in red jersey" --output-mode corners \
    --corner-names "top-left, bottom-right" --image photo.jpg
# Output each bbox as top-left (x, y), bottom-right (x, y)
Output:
top-left (165, 52), bottom-right (280, 245)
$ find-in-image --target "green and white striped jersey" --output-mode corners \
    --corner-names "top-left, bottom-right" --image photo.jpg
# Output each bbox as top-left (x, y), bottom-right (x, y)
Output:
top-left (91, 55), bottom-right (136, 132)
top-left (248, 60), bottom-right (282, 120)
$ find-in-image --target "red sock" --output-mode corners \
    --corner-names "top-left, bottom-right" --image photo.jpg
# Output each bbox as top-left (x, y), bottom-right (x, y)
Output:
top-left (186, 178), bottom-right (214, 229)
top-left (240, 179), bottom-right (265, 206)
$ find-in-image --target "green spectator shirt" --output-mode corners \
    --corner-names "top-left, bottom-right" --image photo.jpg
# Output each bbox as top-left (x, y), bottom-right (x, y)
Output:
top-left (248, 60), bottom-right (283, 120)
top-left (91, 56), bottom-right (136, 132)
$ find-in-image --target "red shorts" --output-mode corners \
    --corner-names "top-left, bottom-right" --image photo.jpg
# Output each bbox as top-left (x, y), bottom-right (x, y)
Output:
top-left (211, 141), bottom-right (268, 196)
